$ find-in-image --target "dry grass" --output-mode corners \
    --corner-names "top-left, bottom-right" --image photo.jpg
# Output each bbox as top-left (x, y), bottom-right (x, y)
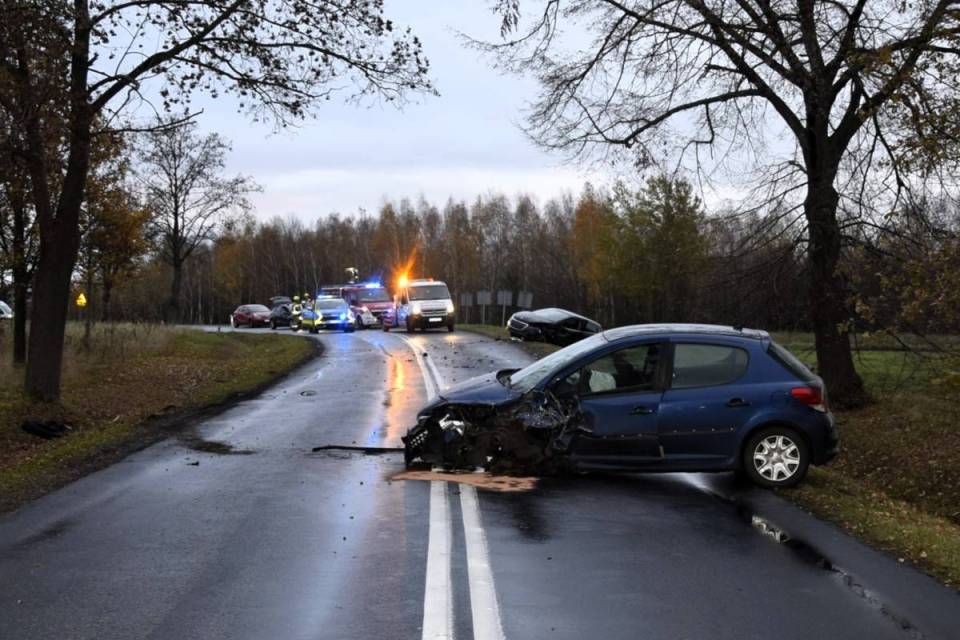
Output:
top-left (0, 323), bottom-right (313, 510)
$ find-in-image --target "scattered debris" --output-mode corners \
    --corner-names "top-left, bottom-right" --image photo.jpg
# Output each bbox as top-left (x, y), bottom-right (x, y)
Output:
top-left (751, 514), bottom-right (791, 543)
top-left (186, 460), bottom-right (200, 466)
top-left (300, 390), bottom-right (317, 397)
top-left (21, 419), bottom-right (73, 440)
top-left (391, 470), bottom-right (537, 493)
top-left (310, 445), bottom-right (403, 455)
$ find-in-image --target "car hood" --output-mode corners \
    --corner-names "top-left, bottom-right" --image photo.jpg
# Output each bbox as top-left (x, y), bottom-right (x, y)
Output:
top-left (437, 370), bottom-right (522, 405)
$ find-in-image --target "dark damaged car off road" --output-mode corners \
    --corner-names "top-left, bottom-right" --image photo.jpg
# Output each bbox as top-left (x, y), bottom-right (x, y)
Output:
top-left (507, 307), bottom-right (601, 346)
top-left (403, 324), bottom-right (839, 487)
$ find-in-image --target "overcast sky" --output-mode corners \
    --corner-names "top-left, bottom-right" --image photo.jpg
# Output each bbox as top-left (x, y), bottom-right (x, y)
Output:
top-left (181, 1), bottom-right (609, 224)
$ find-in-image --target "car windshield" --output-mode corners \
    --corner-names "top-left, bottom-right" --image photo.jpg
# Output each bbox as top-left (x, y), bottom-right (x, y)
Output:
top-left (508, 333), bottom-right (609, 392)
top-left (316, 299), bottom-right (346, 311)
top-left (409, 284), bottom-right (450, 301)
top-left (355, 288), bottom-right (390, 302)
top-left (248, 305), bottom-right (270, 313)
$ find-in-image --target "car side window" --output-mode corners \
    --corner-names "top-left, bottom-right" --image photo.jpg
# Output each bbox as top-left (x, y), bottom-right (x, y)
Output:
top-left (576, 344), bottom-right (662, 396)
top-left (671, 343), bottom-right (749, 389)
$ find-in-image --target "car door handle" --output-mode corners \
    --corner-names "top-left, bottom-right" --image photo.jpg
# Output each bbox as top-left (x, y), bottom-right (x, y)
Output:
top-left (726, 398), bottom-right (751, 408)
top-left (630, 405), bottom-right (655, 415)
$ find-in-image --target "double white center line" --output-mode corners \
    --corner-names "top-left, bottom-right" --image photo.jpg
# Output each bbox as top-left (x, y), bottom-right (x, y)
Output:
top-left (396, 334), bottom-right (505, 640)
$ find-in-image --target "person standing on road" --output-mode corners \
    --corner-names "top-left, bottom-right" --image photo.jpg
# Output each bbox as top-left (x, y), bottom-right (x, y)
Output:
top-left (291, 295), bottom-right (303, 330)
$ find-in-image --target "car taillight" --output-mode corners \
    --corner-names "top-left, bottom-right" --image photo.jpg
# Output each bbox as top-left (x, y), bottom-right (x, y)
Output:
top-left (791, 386), bottom-right (827, 412)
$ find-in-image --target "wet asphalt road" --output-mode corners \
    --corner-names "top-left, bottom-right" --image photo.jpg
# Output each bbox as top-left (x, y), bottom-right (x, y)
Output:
top-left (0, 328), bottom-right (955, 639)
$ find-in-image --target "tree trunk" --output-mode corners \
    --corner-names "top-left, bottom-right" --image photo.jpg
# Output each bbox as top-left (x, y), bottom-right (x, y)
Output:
top-left (101, 272), bottom-right (113, 322)
top-left (25, 215), bottom-right (83, 401)
top-left (804, 177), bottom-right (867, 408)
top-left (167, 259), bottom-right (183, 324)
top-left (12, 269), bottom-right (28, 365)
top-left (83, 257), bottom-right (94, 350)
top-left (11, 193), bottom-right (28, 364)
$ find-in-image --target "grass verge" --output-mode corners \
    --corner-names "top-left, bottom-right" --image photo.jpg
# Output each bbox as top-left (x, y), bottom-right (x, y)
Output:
top-left (463, 323), bottom-right (960, 587)
top-left (0, 324), bottom-right (315, 512)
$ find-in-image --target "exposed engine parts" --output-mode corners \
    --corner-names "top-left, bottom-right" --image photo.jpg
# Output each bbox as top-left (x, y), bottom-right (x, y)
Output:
top-left (402, 391), bottom-right (583, 475)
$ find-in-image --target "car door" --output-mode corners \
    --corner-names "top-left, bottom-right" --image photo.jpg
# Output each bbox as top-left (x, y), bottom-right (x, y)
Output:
top-left (567, 342), bottom-right (666, 463)
top-left (657, 341), bottom-right (755, 462)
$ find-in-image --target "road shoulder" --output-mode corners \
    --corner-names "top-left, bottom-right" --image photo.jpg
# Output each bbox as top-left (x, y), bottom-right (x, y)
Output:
top-left (0, 329), bottom-right (320, 513)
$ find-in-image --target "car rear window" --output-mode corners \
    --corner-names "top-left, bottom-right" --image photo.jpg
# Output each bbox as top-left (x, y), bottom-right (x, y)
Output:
top-left (671, 343), bottom-right (749, 389)
top-left (767, 342), bottom-right (818, 382)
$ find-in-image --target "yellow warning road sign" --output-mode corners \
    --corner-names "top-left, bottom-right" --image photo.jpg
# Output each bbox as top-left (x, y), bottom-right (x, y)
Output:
top-left (76, 293), bottom-right (87, 308)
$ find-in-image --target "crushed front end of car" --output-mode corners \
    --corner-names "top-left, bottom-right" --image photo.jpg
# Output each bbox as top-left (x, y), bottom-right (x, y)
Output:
top-left (402, 391), bottom-right (583, 475)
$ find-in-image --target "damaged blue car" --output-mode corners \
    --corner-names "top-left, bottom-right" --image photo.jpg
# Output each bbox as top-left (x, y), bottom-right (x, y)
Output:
top-left (403, 324), bottom-right (838, 487)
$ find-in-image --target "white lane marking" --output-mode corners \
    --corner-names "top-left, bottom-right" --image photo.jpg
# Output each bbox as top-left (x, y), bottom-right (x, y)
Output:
top-left (423, 480), bottom-right (454, 640)
top-left (396, 333), bottom-right (439, 401)
top-left (387, 333), bottom-right (452, 639)
top-left (460, 484), bottom-right (506, 640)
top-left (393, 332), bottom-right (506, 640)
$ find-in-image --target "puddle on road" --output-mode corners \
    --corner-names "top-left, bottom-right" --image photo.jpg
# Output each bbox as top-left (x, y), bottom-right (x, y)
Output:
top-left (391, 469), bottom-right (538, 493)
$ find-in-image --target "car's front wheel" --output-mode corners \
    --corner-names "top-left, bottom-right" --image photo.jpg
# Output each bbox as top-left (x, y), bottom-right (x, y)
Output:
top-left (743, 426), bottom-right (810, 488)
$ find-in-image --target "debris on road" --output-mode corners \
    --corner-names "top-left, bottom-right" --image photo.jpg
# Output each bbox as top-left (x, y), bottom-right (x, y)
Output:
top-left (310, 445), bottom-right (403, 455)
top-left (391, 470), bottom-right (537, 493)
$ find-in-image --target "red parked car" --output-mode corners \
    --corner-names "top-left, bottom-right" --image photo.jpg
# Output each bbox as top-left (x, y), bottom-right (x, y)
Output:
top-left (230, 304), bottom-right (272, 328)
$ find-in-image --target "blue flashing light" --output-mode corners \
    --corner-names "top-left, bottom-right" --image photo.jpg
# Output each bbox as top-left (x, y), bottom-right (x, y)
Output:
top-left (364, 281), bottom-right (382, 289)
top-left (339, 312), bottom-right (347, 320)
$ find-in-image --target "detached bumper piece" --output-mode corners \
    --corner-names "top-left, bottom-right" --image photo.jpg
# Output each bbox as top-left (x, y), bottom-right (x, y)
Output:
top-left (402, 392), bottom-right (583, 475)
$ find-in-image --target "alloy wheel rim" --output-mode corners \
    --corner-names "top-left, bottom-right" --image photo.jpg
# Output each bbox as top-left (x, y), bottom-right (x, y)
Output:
top-left (753, 435), bottom-right (801, 482)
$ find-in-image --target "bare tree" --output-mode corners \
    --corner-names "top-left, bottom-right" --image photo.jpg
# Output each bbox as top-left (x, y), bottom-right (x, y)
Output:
top-left (139, 121), bottom-right (255, 322)
top-left (0, 0), bottom-right (432, 400)
top-left (484, 0), bottom-right (960, 406)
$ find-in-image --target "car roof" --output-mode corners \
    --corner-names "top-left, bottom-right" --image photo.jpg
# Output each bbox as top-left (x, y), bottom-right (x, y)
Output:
top-left (409, 279), bottom-right (447, 287)
top-left (602, 323), bottom-right (769, 342)
top-left (520, 307), bottom-right (594, 323)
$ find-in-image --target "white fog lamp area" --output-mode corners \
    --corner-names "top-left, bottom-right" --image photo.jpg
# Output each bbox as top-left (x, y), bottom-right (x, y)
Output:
top-left (411, 302), bottom-right (422, 315)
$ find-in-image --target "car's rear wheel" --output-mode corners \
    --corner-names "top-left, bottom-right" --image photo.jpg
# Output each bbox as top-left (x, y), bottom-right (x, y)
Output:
top-left (743, 426), bottom-right (809, 488)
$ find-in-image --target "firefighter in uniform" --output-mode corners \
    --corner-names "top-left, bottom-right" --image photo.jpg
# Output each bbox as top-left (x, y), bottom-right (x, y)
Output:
top-left (291, 295), bottom-right (303, 330)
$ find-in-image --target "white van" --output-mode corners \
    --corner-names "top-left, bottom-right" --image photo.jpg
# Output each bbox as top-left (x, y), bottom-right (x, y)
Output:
top-left (386, 279), bottom-right (455, 333)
